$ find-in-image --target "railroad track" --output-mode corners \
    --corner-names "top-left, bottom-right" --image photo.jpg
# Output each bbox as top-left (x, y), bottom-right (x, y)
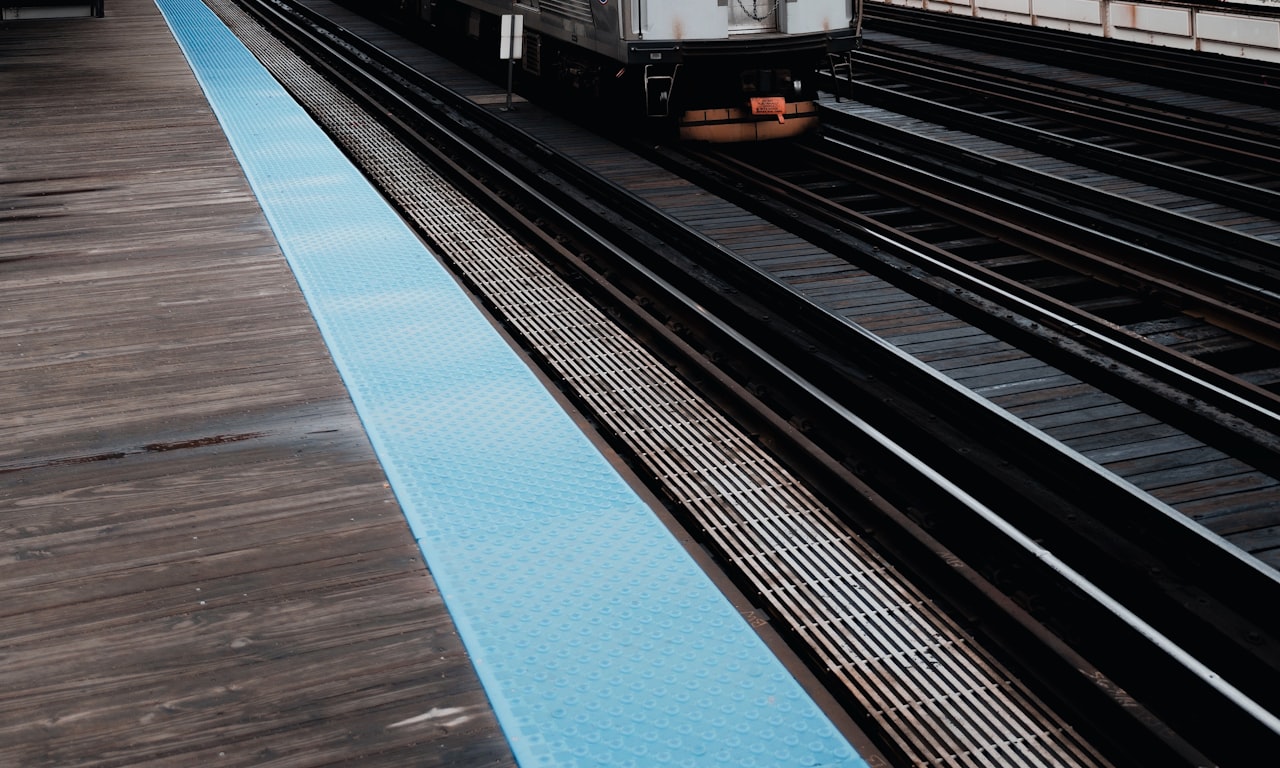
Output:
top-left (808, 17), bottom-right (1280, 528)
top-left (217, 0), bottom-right (1280, 763)
top-left (845, 46), bottom-right (1280, 222)
top-left (645, 133), bottom-right (1280, 759)
top-left (676, 138), bottom-right (1280, 443)
top-left (862, 4), bottom-right (1280, 108)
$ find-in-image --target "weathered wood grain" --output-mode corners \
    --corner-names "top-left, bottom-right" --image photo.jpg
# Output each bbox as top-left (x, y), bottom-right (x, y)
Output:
top-left (1, 3), bottom-right (515, 766)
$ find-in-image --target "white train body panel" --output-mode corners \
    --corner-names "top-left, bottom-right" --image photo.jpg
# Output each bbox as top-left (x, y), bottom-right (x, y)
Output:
top-left (786, 0), bottom-right (856, 35)
top-left (641, 0), bottom-right (727, 40)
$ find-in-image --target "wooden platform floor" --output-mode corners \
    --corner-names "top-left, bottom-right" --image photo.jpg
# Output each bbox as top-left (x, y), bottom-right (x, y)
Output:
top-left (0, 3), bottom-right (514, 766)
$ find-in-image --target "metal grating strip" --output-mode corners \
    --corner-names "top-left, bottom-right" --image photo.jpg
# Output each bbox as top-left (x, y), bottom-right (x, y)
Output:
top-left (207, 3), bottom-right (1111, 764)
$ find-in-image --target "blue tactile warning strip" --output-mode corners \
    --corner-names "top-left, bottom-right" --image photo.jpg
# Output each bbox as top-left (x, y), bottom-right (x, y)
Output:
top-left (154, 1), bottom-right (870, 765)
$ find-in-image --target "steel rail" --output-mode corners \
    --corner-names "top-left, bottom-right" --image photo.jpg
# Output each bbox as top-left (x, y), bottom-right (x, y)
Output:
top-left (227, 0), bottom-right (1280, 759)
top-left (852, 39), bottom-right (1280, 160)
top-left (842, 74), bottom-right (1280, 216)
top-left (650, 136), bottom-right (1280, 648)
top-left (693, 137), bottom-right (1280, 453)
top-left (823, 103), bottom-right (1280, 272)
top-left (819, 109), bottom-right (1280, 294)
top-left (843, 53), bottom-right (1280, 219)
top-left (864, 4), bottom-right (1280, 107)
top-left (220, 2), bottom-right (1147, 763)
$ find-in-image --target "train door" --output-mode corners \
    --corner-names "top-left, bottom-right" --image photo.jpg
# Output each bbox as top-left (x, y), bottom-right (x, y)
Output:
top-left (727, 0), bottom-right (778, 34)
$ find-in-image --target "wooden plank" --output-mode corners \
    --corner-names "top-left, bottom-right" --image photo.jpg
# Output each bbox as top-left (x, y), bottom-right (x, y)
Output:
top-left (1095, 445), bottom-right (1229, 477)
top-left (1121, 455), bottom-right (1259, 491)
top-left (944, 356), bottom-right (1053, 384)
top-left (1137, 463), bottom-right (1277, 498)
top-left (1062, 422), bottom-right (1185, 453)
top-left (1085, 433), bottom-right (1205, 464)
top-left (986, 381), bottom-right (1096, 408)
top-left (1003, 390), bottom-right (1120, 417)
top-left (1033, 409), bottom-right (1158, 439)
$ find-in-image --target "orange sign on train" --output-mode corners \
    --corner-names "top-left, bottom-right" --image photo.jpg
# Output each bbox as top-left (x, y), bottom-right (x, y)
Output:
top-left (749, 96), bottom-right (787, 123)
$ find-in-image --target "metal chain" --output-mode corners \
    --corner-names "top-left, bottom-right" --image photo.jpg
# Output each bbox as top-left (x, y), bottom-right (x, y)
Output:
top-left (734, 0), bottom-right (779, 22)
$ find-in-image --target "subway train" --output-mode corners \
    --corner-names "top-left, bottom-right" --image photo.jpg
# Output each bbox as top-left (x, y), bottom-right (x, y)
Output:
top-left (353, 0), bottom-right (863, 141)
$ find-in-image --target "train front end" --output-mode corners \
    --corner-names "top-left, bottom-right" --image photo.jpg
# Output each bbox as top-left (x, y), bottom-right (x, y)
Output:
top-left (628, 0), bottom-right (862, 141)
top-left (369, 0), bottom-right (862, 142)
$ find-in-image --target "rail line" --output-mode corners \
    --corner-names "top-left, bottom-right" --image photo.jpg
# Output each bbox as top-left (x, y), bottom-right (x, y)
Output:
top-left (862, 4), bottom-right (1280, 108)
top-left (221, 0), bottom-right (1280, 763)
top-left (678, 139), bottom-right (1280, 449)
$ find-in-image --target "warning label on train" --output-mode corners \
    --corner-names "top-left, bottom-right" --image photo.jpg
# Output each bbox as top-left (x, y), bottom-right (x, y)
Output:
top-left (749, 97), bottom-right (786, 116)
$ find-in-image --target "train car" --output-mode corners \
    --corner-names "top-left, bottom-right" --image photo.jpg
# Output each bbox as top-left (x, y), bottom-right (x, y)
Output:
top-left (364, 0), bottom-right (862, 141)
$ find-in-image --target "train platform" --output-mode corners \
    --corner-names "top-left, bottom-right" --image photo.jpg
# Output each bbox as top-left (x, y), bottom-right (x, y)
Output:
top-left (0, 1), bottom-right (873, 766)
